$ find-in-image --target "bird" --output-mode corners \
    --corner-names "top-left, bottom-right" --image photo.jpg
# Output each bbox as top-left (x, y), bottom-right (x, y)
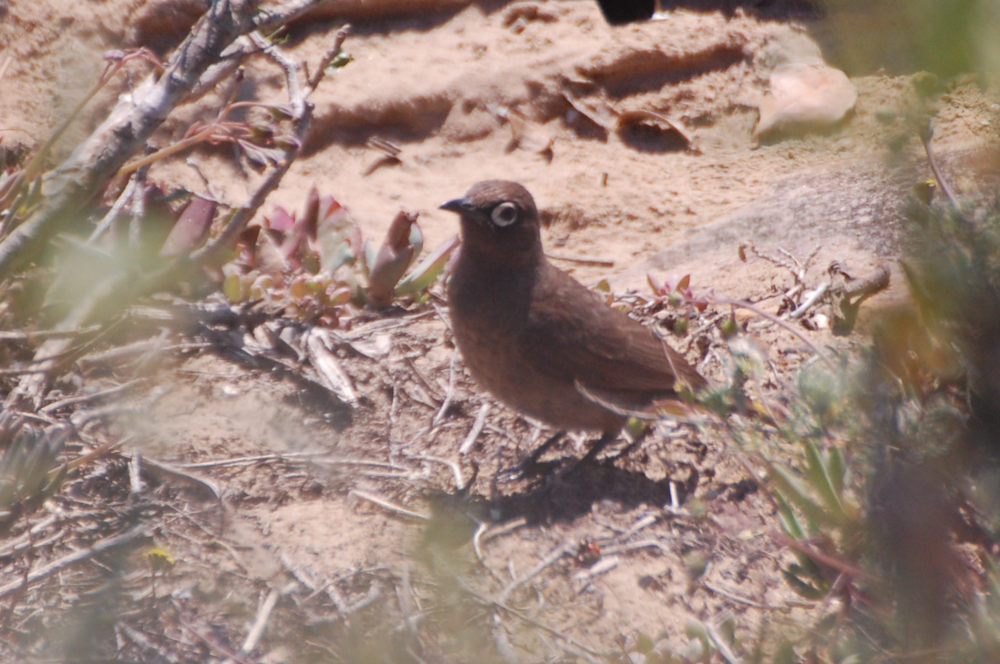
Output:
top-left (441, 180), bottom-right (705, 468)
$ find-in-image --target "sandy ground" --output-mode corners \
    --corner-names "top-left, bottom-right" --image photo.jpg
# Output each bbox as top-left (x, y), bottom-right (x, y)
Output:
top-left (3, 0), bottom-right (1000, 660)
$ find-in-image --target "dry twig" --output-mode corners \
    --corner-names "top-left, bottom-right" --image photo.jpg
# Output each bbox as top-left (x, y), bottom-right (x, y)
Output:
top-left (0, 525), bottom-right (148, 600)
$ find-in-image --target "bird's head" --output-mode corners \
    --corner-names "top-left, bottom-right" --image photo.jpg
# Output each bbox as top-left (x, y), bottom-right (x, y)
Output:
top-left (440, 180), bottom-right (543, 266)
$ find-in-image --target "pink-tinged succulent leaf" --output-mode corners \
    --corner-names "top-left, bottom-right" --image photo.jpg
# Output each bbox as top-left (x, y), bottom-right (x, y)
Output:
top-left (675, 274), bottom-right (691, 293)
top-left (302, 186), bottom-right (321, 242)
top-left (237, 225), bottom-right (261, 266)
top-left (361, 237), bottom-right (377, 279)
top-left (160, 196), bottom-right (216, 257)
top-left (237, 140), bottom-right (284, 168)
top-left (278, 232), bottom-right (304, 267)
top-left (395, 234), bottom-right (460, 299)
top-left (265, 206), bottom-right (297, 232)
top-left (647, 272), bottom-right (665, 295)
top-left (407, 216), bottom-right (424, 261)
top-left (367, 211), bottom-right (419, 307)
top-left (317, 195), bottom-right (343, 226)
top-left (327, 285), bottom-right (353, 306)
top-left (323, 239), bottom-right (356, 274)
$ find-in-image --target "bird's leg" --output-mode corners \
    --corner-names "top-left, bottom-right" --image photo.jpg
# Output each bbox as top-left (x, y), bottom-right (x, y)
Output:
top-left (520, 429), bottom-right (566, 470)
top-left (608, 424), bottom-right (651, 461)
top-left (553, 430), bottom-right (620, 479)
top-left (498, 429), bottom-right (567, 480)
top-left (577, 429), bottom-right (620, 466)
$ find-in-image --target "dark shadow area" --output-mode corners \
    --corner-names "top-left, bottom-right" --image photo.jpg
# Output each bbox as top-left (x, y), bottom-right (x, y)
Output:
top-left (583, 44), bottom-right (746, 99)
top-left (290, 0), bottom-right (510, 38)
top-left (617, 121), bottom-right (690, 153)
top-left (485, 459), bottom-right (698, 524)
top-left (196, 330), bottom-right (355, 430)
top-left (304, 97), bottom-right (454, 154)
top-left (658, 0), bottom-right (821, 19)
top-left (433, 452), bottom-right (704, 528)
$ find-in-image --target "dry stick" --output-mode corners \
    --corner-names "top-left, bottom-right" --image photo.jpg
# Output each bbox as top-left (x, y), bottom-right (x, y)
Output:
top-left (141, 455), bottom-right (223, 502)
top-left (174, 603), bottom-right (254, 664)
top-left (546, 252), bottom-right (615, 268)
top-left (0, 514), bottom-right (58, 558)
top-left (413, 454), bottom-right (465, 489)
top-left (190, 26), bottom-right (348, 266)
top-left (89, 169), bottom-right (142, 242)
top-left (432, 348), bottom-right (459, 426)
top-left (788, 282), bottom-right (830, 320)
top-left (5, 20), bottom-right (349, 409)
top-left (180, 451), bottom-right (405, 471)
top-left (39, 377), bottom-right (149, 414)
top-left (706, 622), bottom-right (743, 664)
top-left (0, 0), bottom-right (254, 276)
top-left (459, 402), bottom-right (490, 455)
top-left (0, 326), bottom-right (102, 342)
top-left (497, 540), bottom-right (574, 605)
top-left (920, 121), bottom-right (967, 221)
top-left (0, 526), bottom-right (148, 600)
top-left (701, 579), bottom-right (810, 611)
top-left (460, 581), bottom-right (606, 659)
top-left (117, 621), bottom-right (184, 664)
top-left (712, 296), bottom-right (835, 369)
top-left (5, 271), bottom-right (132, 408)
top-left (349, 490), bottom-right (430, 521)
top-left (222, 581), bottom-right (298, 664)
top-left (0, 53), bottom-right (13, 81)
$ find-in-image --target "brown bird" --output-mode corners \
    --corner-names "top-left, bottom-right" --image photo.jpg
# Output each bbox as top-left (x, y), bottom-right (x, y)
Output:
top-left (441, 180), bottom-right (705, 467)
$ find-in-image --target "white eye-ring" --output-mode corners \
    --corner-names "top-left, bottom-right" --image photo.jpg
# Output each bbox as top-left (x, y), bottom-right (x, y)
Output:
top-left (490, 201), bottom-right (519, 226)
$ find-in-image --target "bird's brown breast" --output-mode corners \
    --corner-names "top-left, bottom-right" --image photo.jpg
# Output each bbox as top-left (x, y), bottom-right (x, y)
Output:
top-left (449, 253), bottom-right (701, 432)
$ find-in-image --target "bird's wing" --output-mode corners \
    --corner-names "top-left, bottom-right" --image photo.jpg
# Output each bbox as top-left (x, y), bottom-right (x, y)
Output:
top-left (518, 263), bottom-right (704, 398)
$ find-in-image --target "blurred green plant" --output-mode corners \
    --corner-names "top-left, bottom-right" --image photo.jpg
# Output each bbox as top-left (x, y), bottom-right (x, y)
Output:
top-left (621, 616), bottom-right (739, 664)
top-left (733, 163), bottom-right (1000, 661)
top-left (0, 415), bottom-right (68, 535)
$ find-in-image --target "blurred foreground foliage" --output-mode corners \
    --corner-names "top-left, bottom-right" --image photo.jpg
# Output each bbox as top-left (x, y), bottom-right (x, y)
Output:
top-left (749, 184), bottom-right (1000, 662)
top-left (1, 2), bottom-right (1000, 663)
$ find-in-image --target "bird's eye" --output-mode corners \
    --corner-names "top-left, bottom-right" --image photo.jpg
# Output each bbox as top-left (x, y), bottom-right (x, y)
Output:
top-left (490, 202), bottom-right (519, 227)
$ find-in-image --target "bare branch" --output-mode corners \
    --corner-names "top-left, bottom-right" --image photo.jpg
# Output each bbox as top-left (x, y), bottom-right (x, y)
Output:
top-left (0, 0), bottom-right (328, 279)
top-left (0, 526), bottom-right (148, 600)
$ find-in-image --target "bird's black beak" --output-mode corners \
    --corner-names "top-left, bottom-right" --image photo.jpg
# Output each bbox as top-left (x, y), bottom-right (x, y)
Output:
top-left (440, 197), bottom-right (472, 214)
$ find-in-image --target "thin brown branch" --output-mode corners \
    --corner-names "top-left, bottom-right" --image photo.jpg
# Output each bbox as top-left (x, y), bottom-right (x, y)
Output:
top-left (0, 0), bottom-right (329, 279)
top-left (920, 121), bottom-right (967, 222)
top-left (497, 540), bottom-right (574, 605)
top-left (0, 526), bottom-right (148, 600)
top-left (349, 489), bottom-right (430, 521)
top-left (3, 15), bottom-right (348, 408)
top-left (712, 295), bottom-right (836, 369)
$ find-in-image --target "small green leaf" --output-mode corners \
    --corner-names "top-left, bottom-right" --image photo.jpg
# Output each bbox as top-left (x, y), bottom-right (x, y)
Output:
top-left (827, 446), bottom-right (846, 496)
top-left (782, 568), bottom-right (826, 599)
top-left (395, 234), bottom-right (459, 298)
top-left (223, 272), bottom-right (245, 302)
top-left (803, 440), bottom-right (846, 522)
top-left (328, 50), bottom-right (352, 69)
